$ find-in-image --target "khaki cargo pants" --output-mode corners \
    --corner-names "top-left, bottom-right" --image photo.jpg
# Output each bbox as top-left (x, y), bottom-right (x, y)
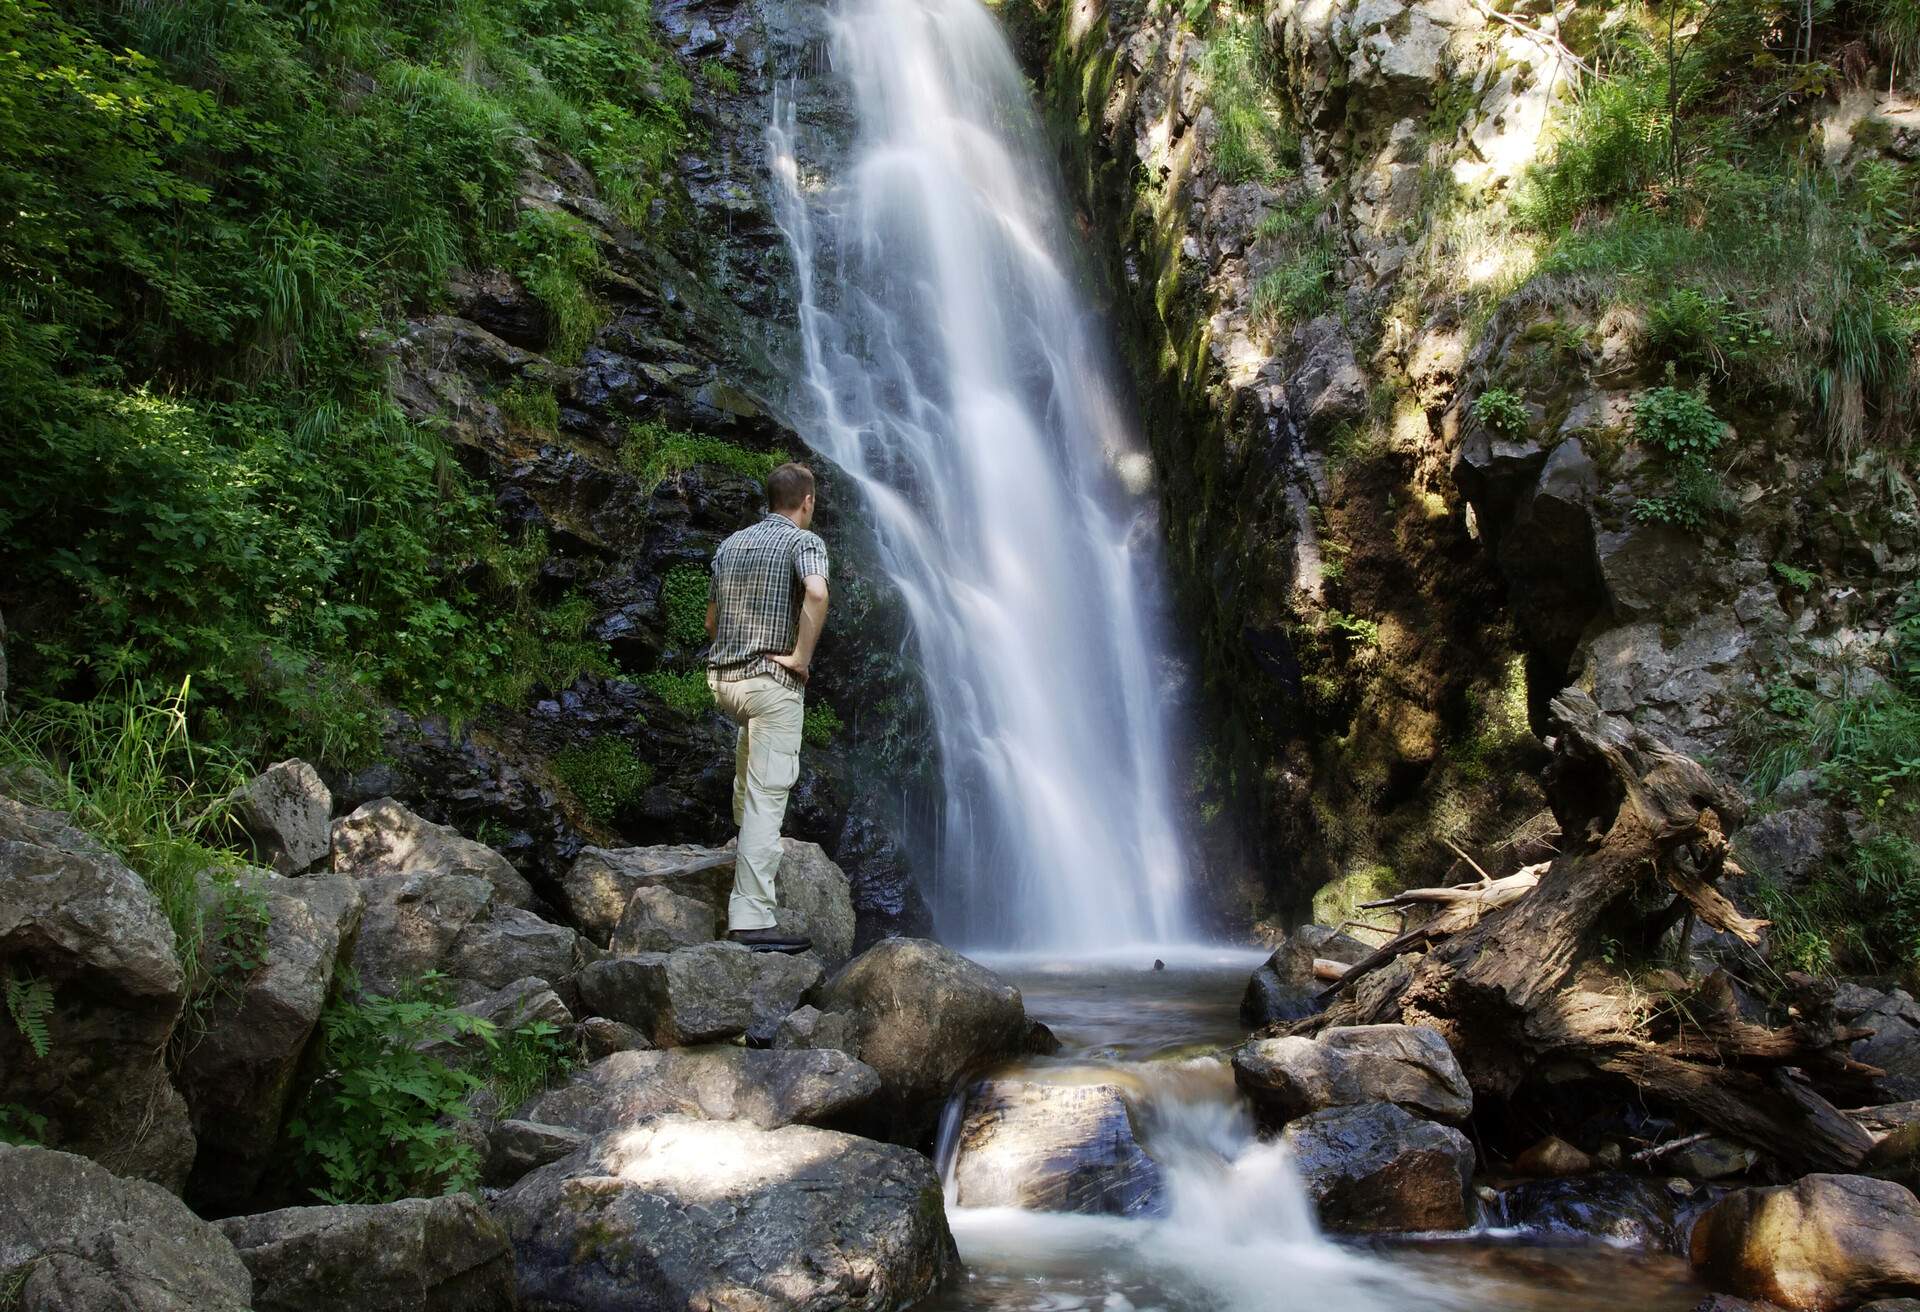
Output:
top-left (707, 671), bottom-right (803, 931)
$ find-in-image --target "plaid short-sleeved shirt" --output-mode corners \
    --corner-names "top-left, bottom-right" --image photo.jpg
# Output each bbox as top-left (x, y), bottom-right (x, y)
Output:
top-left (706, 512), bottom-right (830, 692)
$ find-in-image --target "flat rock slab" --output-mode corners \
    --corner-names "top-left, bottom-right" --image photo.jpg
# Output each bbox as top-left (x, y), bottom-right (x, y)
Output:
top-left (576, 941), bottom-right (823, 1046)
top-left (1690, 1173), bottom-right (1920, 1311)
top-left (0, 1143), bottom-right (252, 1311)
top-left (1234, 1024), bottom-right (1472, 1126)
top-left (1282, 1101), bottom-right (1475, 1234)
top-left (494, 1117), bottom-right (955, 1312)
top-left (951, 1077), bottom-right (1163, 1215)
top-left (217, 1194), bottom-right (515, 1312)
top-left (351, 871), bottom-right (579, 1002)
top-left (514, 1046), bottom-right (879, 1133)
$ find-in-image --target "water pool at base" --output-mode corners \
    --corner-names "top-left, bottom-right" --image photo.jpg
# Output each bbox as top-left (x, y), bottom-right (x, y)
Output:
top-left (923, 954), bottom-right (1707, 1312)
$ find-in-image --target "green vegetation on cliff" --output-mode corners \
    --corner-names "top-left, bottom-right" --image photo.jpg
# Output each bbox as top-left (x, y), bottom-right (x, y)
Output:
top-left (0, 0), bottom-right (686, 762)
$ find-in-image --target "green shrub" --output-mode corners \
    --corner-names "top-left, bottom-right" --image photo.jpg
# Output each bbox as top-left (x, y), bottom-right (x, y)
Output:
top-left (288, 972), bottom-right (493, 1204)
top-left (640, 669), bottom-right (715, 716)
top-left (621, 421), bottom-right (789, 491)
top-left (803, 702), bottom-right (842, 749)
top-left (551, 737), bottom-right (653, 824)
top-left (661, 564), bottom-right (712, 646)
top-left (1471, 387), bottom-right (1530, 436)
top-left (0, 1104), bottom-right (48, 1148)
top-left (1635, 383), bottom-right (1724, 459)
top-left (498, 381), bottom-right (561, 433)
top-left (1631, 457), bottom-right (1731, 531)
top-left (0, 0), bottom-right (691, 765)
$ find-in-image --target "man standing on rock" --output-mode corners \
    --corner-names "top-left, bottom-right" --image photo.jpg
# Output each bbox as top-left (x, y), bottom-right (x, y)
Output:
top-left (704, 462), bottom-right (829, 954)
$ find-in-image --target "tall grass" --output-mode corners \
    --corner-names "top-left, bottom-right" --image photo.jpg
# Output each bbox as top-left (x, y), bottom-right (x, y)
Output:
top-left (0, 681), bottom-right (249, 977)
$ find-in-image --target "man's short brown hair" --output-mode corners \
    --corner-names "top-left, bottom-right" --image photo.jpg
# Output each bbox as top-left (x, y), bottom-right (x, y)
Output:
top-left (767, 462), bottom-right (816, 512)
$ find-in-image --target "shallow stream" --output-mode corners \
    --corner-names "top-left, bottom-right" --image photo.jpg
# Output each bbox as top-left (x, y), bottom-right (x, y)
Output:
top-left (924, 954), bottom-right (1708, 1312)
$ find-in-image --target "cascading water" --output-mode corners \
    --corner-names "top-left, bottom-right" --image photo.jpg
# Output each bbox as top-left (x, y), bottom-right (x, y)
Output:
top-left (769, 0), bottom-right (1188, 950)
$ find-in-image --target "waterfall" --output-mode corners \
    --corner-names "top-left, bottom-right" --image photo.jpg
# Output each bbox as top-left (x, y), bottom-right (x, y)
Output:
top-left (768, 0), bottom-right (1191, 950)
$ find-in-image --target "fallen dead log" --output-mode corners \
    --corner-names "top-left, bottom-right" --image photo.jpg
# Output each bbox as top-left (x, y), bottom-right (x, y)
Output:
top-left (1299, 688), bottom-right (1876, 1174)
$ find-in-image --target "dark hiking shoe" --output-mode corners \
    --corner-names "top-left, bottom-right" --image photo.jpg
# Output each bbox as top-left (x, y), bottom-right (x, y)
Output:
top-left (727, 928), bottom-right (813, 954)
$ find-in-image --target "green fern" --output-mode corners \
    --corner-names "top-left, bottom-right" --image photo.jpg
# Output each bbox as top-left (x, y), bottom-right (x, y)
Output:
top-left (4, 970), bottom-right (54, 1060)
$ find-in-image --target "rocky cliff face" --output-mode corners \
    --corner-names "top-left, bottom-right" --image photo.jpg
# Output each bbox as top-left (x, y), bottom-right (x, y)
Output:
top-left (1003, 0), bottom-right (1920, 929)
top-left (362, 0), bottom-right (934, 941)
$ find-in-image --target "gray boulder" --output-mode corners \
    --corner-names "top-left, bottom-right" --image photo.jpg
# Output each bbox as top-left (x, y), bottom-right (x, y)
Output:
top-left (562, 844), bottom-right (735, 945)
top-left (180, 872), bottom-right (364, 1212)
top-left (332, 797), bottom-right (532, 909)
top-left (951, 1078), bottom-right (1162, 1215)
top-left (1240, 926), bottom-right (1372, 1027)
top-left (458, 975), bottom-right (572, 1031)
top-left (0, 796), bottom-right (194, 1189)
top-left (577, 1016), bottom-right (651, 1058)
top-left (609, 883), bottom-right (716, 953)
top-left (773, 1003), bottom-right (862, 1053)
top-left (575, 941), bottom-right (823, 1046)
top-left (1690, 1174), bottom-right (1920, 1311)
top-left (494, 1117), bottom-right (955, 1312)
top-left (216, 1194), bottom-right (515, 1312)
top-left (1837, 986), bottom-right (1920, 1101)
top-left (484, 1119), bottom-right (589, 1187)
top-left (0, 1143), bottom-right (251, 1310)
top-left (515, 1045), bottom-right (879, 1133)
top-left (811, 938), bottom-right (1030, 1134)
top-left (565, 838), bottom-right (857, 965)
top-left (351, 871), bottom-right (580, 1001)
top-left (227, 760), bottom-right (332, 875)
top-left (1282, 1101), bottom-right (1476, 1233)
top-left (1233, 1024), bottom-right (1472, 1127)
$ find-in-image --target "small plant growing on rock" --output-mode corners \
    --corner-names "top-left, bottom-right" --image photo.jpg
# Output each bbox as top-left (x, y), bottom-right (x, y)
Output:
top-left (661, 564), bottom-right (712, 647)
top-left (0, 1103), bottom-right (48, 1147)
top-left (552, 737), bottom-right (653, 825)
top-left (639, 668), bottom-right (715, 717)
top-left (621, 420), bottom-right (789, 492)
top-left (1771, 561), bottom-right (1817, 590)
top-left (3, 969), bottom-right (53, 1060)
top-left (1471, 387), bottom-right (1530, 437)
top-left (1327, 611), bottom-right (1380, 648)
top-left (803, 702), bottom-right (843, 749)
top-left (1631, 379), bottom-right (1730, 532)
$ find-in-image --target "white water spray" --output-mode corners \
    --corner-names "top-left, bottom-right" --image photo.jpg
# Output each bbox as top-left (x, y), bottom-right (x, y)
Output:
top-left (769, 0), bottom-right (1189, 949)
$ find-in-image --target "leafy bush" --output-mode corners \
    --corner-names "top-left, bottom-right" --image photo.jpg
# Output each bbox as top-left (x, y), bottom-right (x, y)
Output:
top-left (621, 421), bottom-right (789, 491)
top-left (1471, 387), bottom-right (1530, 436)
top-left (640, 669), bottom-right (715, 716)
top-left (552, 737), bottom-right (654, 824)
top-left (1631, 457), bottom-right (1732, 531)
top-left (1634, 383), bottom-right (1724, 458)
top-left (288, 973), bottom-right (493, 1204)
top-left (0, 0), bottom-right (690, 764)
top-left (803, 702), bottom-right (843, 749)
top-left (661, 564), bottom-right (713, 646)
top-left (506, 208), bottom-right (605, 363)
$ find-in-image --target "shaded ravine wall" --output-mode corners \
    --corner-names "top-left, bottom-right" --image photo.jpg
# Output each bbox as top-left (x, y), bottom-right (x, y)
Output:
top-left (996, 0), bottom-right (1920, 933)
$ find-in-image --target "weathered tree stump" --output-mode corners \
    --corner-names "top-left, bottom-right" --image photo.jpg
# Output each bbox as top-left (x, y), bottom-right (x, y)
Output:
top-left (1297, 689), bottom-right (1879, 1173)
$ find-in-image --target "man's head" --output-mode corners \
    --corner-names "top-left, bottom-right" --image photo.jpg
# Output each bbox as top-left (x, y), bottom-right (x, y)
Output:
top-left (767, 462), bottom-right (817, 529)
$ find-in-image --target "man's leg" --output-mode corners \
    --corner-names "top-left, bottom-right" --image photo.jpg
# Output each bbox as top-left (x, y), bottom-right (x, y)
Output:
top-left (728, 676), bottom-right (804, 933)
top-left (709, 673), bottom-right (750, 828)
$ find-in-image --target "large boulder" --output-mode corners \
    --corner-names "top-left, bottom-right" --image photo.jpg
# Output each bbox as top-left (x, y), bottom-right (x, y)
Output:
top-left (0, 1143), bottom-right (252, 1310)
top-left (609, 884), bottom-right (716, 954)
top-left (331, 797), bottom-right (533, 909)
top-left (568, 839), bottom-right (857, 965)
top-left (1836, 986), bottom-right (1920, 1102)
top-left (1240, 925), bottom-right (1372, 1027)
top-left (561, 844), bottom-right (736, 945)
top-left (1282, 1101), bottom-right (1476, 1233)
top-left (1488, 1174), bottom-right (1686, 1251)
top-left (216, 1194), bottom-right (515, 1312)
top-left (351, 871), bottom-right (581, 1002)
top-left (950, 1077), bottom-right (1162, 1216)
top-left (800, 939), bottom-right (1030, 1138)
top-left (180, 872), bottom-right (364, 1212)
top-left (1690, 1174), bottom-right (1920, 1310)
top-left (226, 760), bottom-right (331, 875)
top-left (484, 1120), bottom-right (590, 1187)
top-left (0, 796), bottom-right (194, 1189)
top-left (1233, 1025), bottom-right (1472, 1127)
top-left (514, 1046), bottom-right (880, 1133)
top-left (494, 1117), bottom-right (955, 1312)
top-left (576, 941), bottom-right (823, 1046)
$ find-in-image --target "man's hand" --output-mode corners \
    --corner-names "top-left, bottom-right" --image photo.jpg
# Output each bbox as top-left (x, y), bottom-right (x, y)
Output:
top-left (768, 651), bottom-right (810, 684)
